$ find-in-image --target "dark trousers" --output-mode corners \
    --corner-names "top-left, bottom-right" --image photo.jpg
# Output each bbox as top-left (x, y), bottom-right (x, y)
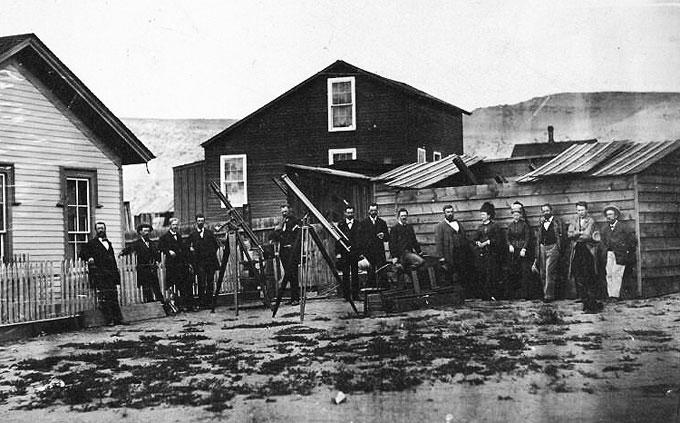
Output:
top-left (195, 264), bottom-right (215, 308)
top-left (280, 247), bottom-right (300, 301)
top-left (97, 287), bottom-right (124, 324)
top-left (138, 270), bottom-right (163, 303)
top-left (365, 251), bottom-right (387, 287)
top-left (340, 253), bottom-right (360, 300)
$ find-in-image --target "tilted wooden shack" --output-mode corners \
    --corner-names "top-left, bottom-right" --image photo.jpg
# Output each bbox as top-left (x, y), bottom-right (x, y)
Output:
top-left (375, 140), bottom-right (680, 298)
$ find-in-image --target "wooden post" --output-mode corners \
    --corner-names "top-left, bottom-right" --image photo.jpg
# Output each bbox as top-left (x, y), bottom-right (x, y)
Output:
top-left (633, 174), bottom-right (643, 297)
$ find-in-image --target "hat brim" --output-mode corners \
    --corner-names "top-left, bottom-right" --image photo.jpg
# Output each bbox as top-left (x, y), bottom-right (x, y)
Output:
top-left (603, 205), bottom-right (621, 217)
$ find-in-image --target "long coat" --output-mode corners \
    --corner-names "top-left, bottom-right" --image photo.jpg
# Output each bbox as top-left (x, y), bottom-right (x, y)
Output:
top-left (567, 215), bottom-right (599, 279)
top-left (188, 228), bottom-right (220, 270)
top-left (360, 217), bottom-right (390, 265)
top-left (79, 238), bottom-right (120, 288)
top-left (337, 219), bottom-right (362, 260)
top-left (435, 219), bottom-right (472, 268)
top-left (389, 223), bottom-right (421, 259)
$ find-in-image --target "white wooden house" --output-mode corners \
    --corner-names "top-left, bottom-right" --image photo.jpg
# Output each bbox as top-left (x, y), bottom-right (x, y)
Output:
top-left (0, 33), bottom-right (154, 262)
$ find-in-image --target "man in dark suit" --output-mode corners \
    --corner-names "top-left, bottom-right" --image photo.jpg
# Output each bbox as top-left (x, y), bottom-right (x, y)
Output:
top-left (389, 208), bottom-right (424, 268)
top-left (360, 203), bottom-right (390, 288)
top-left (533, 203), bottom-right (565, 303)
top-left (600, 205), bottom-right (637, 300)
top-left (120, 223), bottom-right (163, 303)
top-left (435, 205), bottom-right (473, 289)
top-left (336, 205), bottom-right (362, 300)
top-left (159, 217), bottom-right (191, 311)
top-left (188, 213), bottom-right (220, 310)
top-left (79, 221), bottom-right (127, 326)
top-left (270, 204), bottom-right (301, 305)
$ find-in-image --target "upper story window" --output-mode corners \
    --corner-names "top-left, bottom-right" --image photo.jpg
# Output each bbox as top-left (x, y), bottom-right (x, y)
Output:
top-left (328, 77), bottom-right (356, 132)
top-left (433, 151), bottom-right (442, 161)
top-left (220, 154), bottom-right (248, 207)
top-left (328, 148), bottom-right (357, 165)
top-left (417, 147), bottom-right (427, 164)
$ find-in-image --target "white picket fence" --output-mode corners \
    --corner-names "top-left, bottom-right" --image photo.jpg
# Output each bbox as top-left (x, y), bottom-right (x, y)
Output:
top-left (0, 229), bottom-right (338, 326)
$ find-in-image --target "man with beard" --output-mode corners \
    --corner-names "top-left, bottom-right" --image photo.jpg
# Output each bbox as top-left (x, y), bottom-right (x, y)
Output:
top-left (79, 222), bottom-right (127, 326)
top-left (159, 218), bottom-right (191, 311)
top-left (435, 205), bottom-right (473, 292)
top-left (567, 201), bottom-right (602, 313)
top-left (600, 205), bottom-right (636, 301)
top-left (533, 203), bottom-right (564, 303)
top-left (120, 223), bottom-right (163, 303)
top-left (337, 205), bottom-right (362, 300)
top-left (270, 204), bottom-right (302, 306)
top-left (188, 214), bottom-right (220, 310)
top-left (360, 203), bottom-right (390, 288)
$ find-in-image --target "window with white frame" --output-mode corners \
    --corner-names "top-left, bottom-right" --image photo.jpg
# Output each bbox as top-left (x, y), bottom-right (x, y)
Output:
top-left (0, 172), bottom-right (6, 262)
top-left (62, 168), bottom-right (96, 261)
top-left (220, 154), bottom-right (247, 207)
top-left (433, 151), bottom-right (442, 161)
top-left (0, 164), bottom-right (15, 263)
top-left (327, 77), bottom-right (356, 131)
top-left (417, 147), bottom-right (427, 163)
top-left (328, 148), bottom-right (357, 165)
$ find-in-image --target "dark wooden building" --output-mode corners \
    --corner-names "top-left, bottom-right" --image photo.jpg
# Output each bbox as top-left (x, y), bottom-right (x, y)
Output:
top-left (174, 60), bottom-right (470, 227)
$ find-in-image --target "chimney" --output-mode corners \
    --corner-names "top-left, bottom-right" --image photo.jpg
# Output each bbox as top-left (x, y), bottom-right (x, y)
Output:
top-left (547, 126), bottom-right (554, 143)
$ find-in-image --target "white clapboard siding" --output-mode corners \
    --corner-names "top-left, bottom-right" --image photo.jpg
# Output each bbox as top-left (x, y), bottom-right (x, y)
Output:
top-left (0, 61), bottom-right (124, 261)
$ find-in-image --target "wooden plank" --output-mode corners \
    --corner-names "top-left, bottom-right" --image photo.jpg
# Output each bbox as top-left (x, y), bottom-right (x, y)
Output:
top-left (639, 211), bottom-right (680, 224)
top-left (640, 237), bottom-right (680, 251)
top-left (636, 174), bottom-right (680, 186)
top-left (642, 276), bottom-right (680, 298)
top-left (639, 223), bottom-right (680, 238)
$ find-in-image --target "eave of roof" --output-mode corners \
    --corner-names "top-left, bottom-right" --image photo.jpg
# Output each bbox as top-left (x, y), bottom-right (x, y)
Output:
top-left (0, 33), bottom-right (154, 165)
top-left (201, 60), bottom-right (470, 148)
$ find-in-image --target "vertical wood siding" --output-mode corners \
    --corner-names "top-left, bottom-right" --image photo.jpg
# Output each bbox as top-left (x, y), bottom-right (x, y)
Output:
top-left (0, 62), bottom-right (124, 260)
top-left (173, 161), bottom-right (206, 226)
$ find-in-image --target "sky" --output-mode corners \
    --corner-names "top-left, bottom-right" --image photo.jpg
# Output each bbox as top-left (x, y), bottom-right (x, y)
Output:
top-left (2, 0), bottom-right (679, 119)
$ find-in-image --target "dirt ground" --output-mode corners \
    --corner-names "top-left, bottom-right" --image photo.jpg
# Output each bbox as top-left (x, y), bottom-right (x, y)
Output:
top-left (0, 294), bottom-right (679, 423)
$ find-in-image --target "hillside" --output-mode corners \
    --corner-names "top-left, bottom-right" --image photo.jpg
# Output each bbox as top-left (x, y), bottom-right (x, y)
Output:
top-left (121, 92), bottom-right (680, 215)
top-left (464, 92), bottom-right (680, 157)
top-left (121, 118), bottom-right (236, 215)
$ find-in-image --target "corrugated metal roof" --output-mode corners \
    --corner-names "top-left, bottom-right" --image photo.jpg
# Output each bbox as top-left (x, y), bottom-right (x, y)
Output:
top-left (591, 140), bottom-right (680, 176)
top-left (517, 140), bottom-right (680, 183)
top-left (374, 154), bottom-right (484, 189)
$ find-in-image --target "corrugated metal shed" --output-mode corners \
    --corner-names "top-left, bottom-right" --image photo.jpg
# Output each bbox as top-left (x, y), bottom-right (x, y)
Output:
top-left (373, 154), bottom-right (484, 189)
top-left (517, 140), bottom-right (680, 183)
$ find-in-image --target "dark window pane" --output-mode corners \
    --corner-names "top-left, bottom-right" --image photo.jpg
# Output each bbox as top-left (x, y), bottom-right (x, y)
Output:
top-left (77, 180), bottom-right (89, 206)
top-left (67, 206), bottom-right (77, 231)
top-left (66, 179), bottom-right (77, 205)
top-left (332, 82), bottom-right (352, 104)
top-left (78, 206), bottom-right (89, 232)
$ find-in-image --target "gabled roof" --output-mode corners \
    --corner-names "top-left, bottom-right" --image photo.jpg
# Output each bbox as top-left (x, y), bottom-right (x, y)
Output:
top-left (374, 154), bottom-right (484, 189)
top-left (516, 140), bottom-right (680, 183)
top-left (202, 60), bottom-right (470, 148)
top-left (0, 33), bottom-right (154, 165)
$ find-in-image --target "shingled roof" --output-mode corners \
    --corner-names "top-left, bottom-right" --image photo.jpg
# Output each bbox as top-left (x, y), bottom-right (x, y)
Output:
top-left (0, 33), bottom-right (154, 165)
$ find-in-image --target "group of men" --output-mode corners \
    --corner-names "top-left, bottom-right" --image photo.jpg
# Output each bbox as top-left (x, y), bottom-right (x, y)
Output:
top-left (80, 200), bottom-right (636, 325)
top-left (429, 201), bottom-right (637, 313)
top-left (78, 214), bottom-right (222, 326)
